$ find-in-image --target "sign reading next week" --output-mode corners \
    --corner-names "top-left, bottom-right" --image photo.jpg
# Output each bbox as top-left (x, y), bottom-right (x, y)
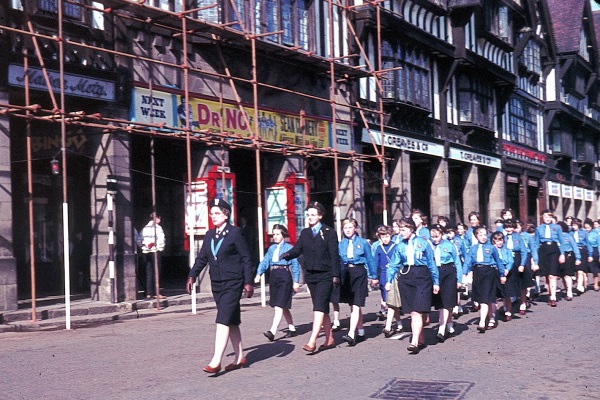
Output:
top-left (8, 64), bottom-right (115, 102)
top-left (448, 147), bottom-right (501, 169)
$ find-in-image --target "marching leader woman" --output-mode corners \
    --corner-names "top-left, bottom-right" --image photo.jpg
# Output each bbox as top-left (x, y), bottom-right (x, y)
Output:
top-left (186, 198), bottom-right (254, 374)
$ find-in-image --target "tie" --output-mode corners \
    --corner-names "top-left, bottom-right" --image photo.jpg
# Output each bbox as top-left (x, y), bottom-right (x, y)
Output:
top-left (312, 227), bottom-right (319, 237)
top-left (476, 244), bottom-right (484, 263)
top-left (545, 224), bottom-right (551, 239)
top-left (406, 239), bottom-right (415, 265)
top-left (434, 245), bottom-right (441, 267)
top-left (507, 235), bottom-right (513, 250)
top-left (575, 231), bottom-right (579, 243)
top-left (272, 244), bottom-right (280, 263)
top-left (347, 239), bottom-right (354, 259)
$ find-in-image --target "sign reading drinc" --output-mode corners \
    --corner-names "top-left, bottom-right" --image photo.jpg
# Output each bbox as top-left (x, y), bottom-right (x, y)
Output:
top-left (8, 64), bottom-right (115, 102)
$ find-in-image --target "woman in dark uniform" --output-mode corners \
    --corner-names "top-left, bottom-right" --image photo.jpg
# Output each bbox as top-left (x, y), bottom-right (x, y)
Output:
top-left (280, 201), bottom-right (340, 353)
top-left (186, 199), bottom-right (254, 374)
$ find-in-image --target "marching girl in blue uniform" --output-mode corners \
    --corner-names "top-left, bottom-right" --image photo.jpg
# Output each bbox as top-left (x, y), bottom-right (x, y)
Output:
top-left (502, 220), bottom-right (529, 320)
top-left (571, 219), bottom-right (590, 294)
top-left (411, 209), bottom-right (431, 241)
top-left (447, 225), bottom-right (467, 317)
top-left (532, 210), bottom-right (565, 307)
top-left (255, 224), bottom-right (301, 341)
top-left (583, 218), bottom-right (600, 292)
top-left (429, 225), bottom-right (462, 342)
top-left (464, 227), bottom-right (503, 333)
top-left (556, 221), bottom-right (580, 301)
top-left (386, 218), bottom-right (439, 354)
top-left (465, 211), bottom-right (483, 247)
top-left (338, 218), bottom-right (377, 346)
top-left (374, 225), bottom-right (402, 337)
top-left (490, 231), bottom-right (513, 325)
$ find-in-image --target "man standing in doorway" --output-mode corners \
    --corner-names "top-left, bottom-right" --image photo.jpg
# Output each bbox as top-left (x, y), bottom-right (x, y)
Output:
top-left (141, 212), bottom-right (166, 299)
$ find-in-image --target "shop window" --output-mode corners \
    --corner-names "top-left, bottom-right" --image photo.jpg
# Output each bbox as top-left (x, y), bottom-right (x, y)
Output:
top-left (509, 96), bottom-right (538, 148)
top-left (458, 74), bottom-right (494, 129)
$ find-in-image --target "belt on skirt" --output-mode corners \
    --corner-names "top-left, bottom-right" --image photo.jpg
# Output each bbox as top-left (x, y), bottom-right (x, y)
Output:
top-left (474, 264), bottom-right (496, 268)
top-left (438, 262), bottom-right (454, 268)
top-left (346, 263), bottom-right (365, 268)
top-left (271, 264), bottom-right (291, 270)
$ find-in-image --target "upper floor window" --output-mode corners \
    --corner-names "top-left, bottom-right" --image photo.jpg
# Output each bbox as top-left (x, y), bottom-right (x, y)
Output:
top-left (380, 40), bottom-right (430, 110)
top-left (508, 96), bottom-right (538, 148)
top-left (486, 0), bottom-right (510, 43)
top-left (458, 74), bottom-right (494, 129)
top-left (196, 0), bottom-right (220, 23)
top-left (579, 27), bottom-right (590, 63)
top-left (520, 39), bottom-right (541, 75)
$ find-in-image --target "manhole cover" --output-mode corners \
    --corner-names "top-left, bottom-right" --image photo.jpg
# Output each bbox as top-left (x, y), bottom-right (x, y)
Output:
top-left (370, 378), bottom-right (473, 400)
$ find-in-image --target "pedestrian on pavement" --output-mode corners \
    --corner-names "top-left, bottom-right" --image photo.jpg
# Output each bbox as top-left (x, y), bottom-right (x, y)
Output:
top-left (557, 221), bottom-right (580, 301)
top-left (186, 198), bottom-right (254, 374)
top-left (141, 212), bottom-right (166, 299)
top-left (338, 218), bottom-right (377, 346)
top-left (532, 210), bottom-right (566, 307)
top-left (583, 218), bottom-right (600, 291)
top-left (464, 227), bottom-right (503, 333)
top-left (490, 231), bottom-right (513, 324)
top-left (571, 219), bottom-right (590, 294)
top-left (386, 218), bottom-right (439, 354)
top-left (429, 225), bottom-right (462, 342)
top-left (255, 224), bottom-right (300, 341)
top-left (374, 225), bottom-right (402, 337)
top-left (280, 201), bottom-right (340, 353)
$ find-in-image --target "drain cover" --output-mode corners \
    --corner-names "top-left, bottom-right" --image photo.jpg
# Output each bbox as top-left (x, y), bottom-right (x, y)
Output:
top-left (371, 378), bottom-right (473, 400)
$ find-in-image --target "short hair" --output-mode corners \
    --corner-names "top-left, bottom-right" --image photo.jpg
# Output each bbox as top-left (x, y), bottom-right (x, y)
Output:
top-left (150, 212), bottom-right (161, 220)
top-left (526, 223), bottom-right (536, 234)
top-left (503, 219), bottom-right (516, 229)
top-left (342, 218), bottom-right (358, 228)
top-left (557, 221), bottom-right (569, 233)
top-left (565, 216), bottom-right (574, 221)
top-left (474, 226), bottom-right (488, 236)
top-left (398, 218), bottom-right (416, 230)
top-left (572, 220), bottom-right (583, 229)
top-left (491, 231), bottom-right (504, 242)
top-left (306, 201), bottom-right (326, 216)
top-left (468, 211), bottom-right (480, 221)
top-left (437, 215), bottom-right (449, 223)
top-left (494, 219), bottom-right (504, 225)
top-left (501, 208), bottom-right (513, 218)
top-left (457, 222), bottom-right (467, 230)
top-left (541, 209), bottom-right (554, 216)
top-left (376, 225), bottom-right (393, 237)
top-left (429, 224), bottom-right (445, 235)
top-left (411, 209), bottom-right (429, 225)
top-left (584, 218), bottom-right (594, 227)
top-left (272, 224), bottom-right (288, 237)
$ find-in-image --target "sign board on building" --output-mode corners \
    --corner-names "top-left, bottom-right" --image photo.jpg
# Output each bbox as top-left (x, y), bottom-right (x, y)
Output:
top-left (502, 142), bottom-right (547, 166)
top-left (131, 87), bottom-right (176, 127)
top-left (448, 147), bottom-right (501, 169)
top-left (506, 175), bottom-right (519, 184)
top-left (361, 129), bottom-right (444, 157)
top-left (573, 187), bottom-right (584, 200)
top-left (185, 180), bottom-right (209, 235)
top-left (561, 184), bottom-right (573, 199)
top-left (8, 64), bottom-right (116, 102)
top-left (547, 181), bottom-right (560, 197)
top-left (585, 189), bottom-right (594, 202)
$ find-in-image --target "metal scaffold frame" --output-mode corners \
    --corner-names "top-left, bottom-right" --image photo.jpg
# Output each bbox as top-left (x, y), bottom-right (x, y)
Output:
top-left (0, 0), bottom-right (392, 321)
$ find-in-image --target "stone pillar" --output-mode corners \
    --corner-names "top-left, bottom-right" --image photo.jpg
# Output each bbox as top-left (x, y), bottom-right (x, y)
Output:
top-left (0, 90), bottom-right (17, 311)
top-left (389, 150), bottom-right (411, 219)
top-left (430, 158), bottom-right (450, 222)
top-left (488, 169), bottom-right (504, 228)
top-left (463, 164), bottom-right (479, 222)
top-left (338, 159), bottom-right (365, 229)
top-left (89, 115), bottom-right (136, 302)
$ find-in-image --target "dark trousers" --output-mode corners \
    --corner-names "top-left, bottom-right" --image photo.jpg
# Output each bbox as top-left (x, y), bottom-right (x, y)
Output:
top-left (145, 251), bottom-right (162, 296)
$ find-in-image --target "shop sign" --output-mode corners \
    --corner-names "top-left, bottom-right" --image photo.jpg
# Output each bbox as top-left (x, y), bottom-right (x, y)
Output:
top-left (528, 179), bottom-right (538, 187)
top-left (361, 129), bottom-right (444, 157)
top-left (585, 189), bottom-right (594, 201)
top-left (332, 124), bottom-right (352, 152)
top-left (562, 184), bottom-right (572, 199)
top-left (501, 143), bottom-right (546, 166)
top-left (185, 180), bottom-right (209, 236)
top-left (547, 181), bottom-right (560, 197)
top-left (8, 64), bottom-right (115, 101)
top-left (573, 187), bottom-right (584, 200)
top-left (506, 175), bottom-right (519, 184)
top-left (448, 147), bottom-right (501, 169)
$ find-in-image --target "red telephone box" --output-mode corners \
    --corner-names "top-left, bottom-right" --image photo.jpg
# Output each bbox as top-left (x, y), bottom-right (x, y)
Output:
top-left (184, 166), bottom-right (236, 250)
top-left (264, 173), bottom-right (307, 244)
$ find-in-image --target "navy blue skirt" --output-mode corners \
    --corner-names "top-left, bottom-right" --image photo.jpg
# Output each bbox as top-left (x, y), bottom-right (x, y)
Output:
top-left (432, 264), bottom-right (457, 310)
top-left (397, 266), bottom-right (432, 313)
top-left (269, 268), bottom-right (293, 309)
top-left (212, 278), bottom-right (244, 326)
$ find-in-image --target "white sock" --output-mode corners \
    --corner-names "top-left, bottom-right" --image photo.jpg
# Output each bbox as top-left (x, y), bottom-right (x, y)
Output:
top-left (447, 323), bottom-right (454, 334)
top-left (357, 328), bottom-right (365, 336)
top-left (519, 303), bottom-right (526, 310)
top-left (333, 320), bottom-right (340, 327)
top-left (348, 331), bottom-right (355, 339)
top-left (438, 325), bottom-right (446, 335)
top-left (288, 324), bottom-right (296, 332)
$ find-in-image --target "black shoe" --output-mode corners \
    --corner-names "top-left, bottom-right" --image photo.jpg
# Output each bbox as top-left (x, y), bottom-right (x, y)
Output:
top-left (375, 311), bottom-right (386, 321)
top-left (263, 331), bottom-right (275, 341)
top-left (436, 333), bottom-right (446, 343)
top-left (355, 334), bottom-right (366, 344)
top-left (341, 334), bottom-right (356, 346)
top-left (286, 330), bottom-right (298, 337)
top-left (407, 344), bottom-right (420, 354)
top-left (476, 326), bottom-right (486, 333)
top-left (382, 328), bottom-right (394, 338)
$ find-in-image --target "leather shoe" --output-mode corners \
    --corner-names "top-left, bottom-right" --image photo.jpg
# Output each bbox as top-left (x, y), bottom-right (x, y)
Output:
top-left (382, 328), bottom-right (394, 338)
top-left (355, 334), bottom-right (366, 344)
top-left (202, 364), bottom-right (221, 374)
top-left (505, 314), bottom-right (512, 322)
top-left (263, 331), bottom-right (275, 342)
top-left (436, 333), bottom-right (446, 343)
top-left (286, 330), bottom-right (298, 337)
top-left (549, 300), bottom-right (557, 307)
top-left (519, 310), bottom-right (526, 315)
top-left (565, 296), bottom-right (573, 301)
top-left (224, 358), bottom-right (246, 371)
top-left (476, 326), bottom-right (486, 333)
top-left (376, 311), bottom-right (386, 321)
top-left (341, 334), bottom-right (356, 346)
top-left (407, 344), bottom-right (420, 354)
top-left (471, 304), bottom-right (480, 312)
top-left (318, 341), bottom-right (336, 351)
top-left (302, 343), bottom-right (316, 353)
